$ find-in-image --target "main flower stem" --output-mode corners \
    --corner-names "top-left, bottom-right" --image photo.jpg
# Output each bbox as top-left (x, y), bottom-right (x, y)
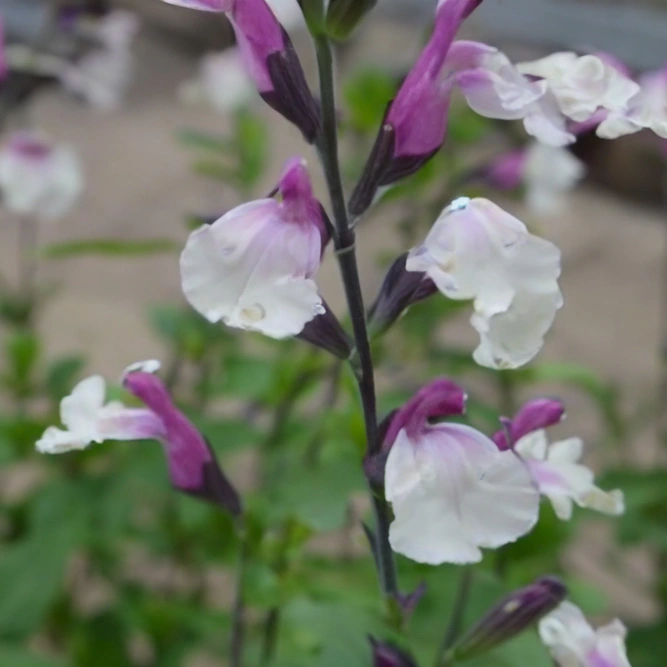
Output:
top-left (314, 35), bottom-right (398, 599)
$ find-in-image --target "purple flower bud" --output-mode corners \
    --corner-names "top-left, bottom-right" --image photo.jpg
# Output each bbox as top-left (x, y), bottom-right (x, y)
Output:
top-left (123, 371), bottom-right (242, 515)
top-left (364, 379), bottom-right (465, 486)
top-left (162, 0), bottom-right (320, 141)
top-left (297, 299), bottom-right (352, 359)
top-left (383, 377), bottom-right (467, 449)
top-left (370, 638), bottom-right (418, 667)
top-left (493, 398), bottom-right (565, 450)
top-left (349, 0), bottom-right (483, 216)
top-left (367, 253), bottom-right (437, 337)
top-left (453, 576), bottom-right (567, 661)
top-left (232, 0), bottom-right (320, 141)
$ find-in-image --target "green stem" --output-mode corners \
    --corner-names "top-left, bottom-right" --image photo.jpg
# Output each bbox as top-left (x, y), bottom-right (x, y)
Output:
top-left (230, 525), bottom-right (250, 667)
top-left (435, 568), bottom-right (474, 667)
top-left (260, 607), bottom-right (280, 667)
top-left (314, 35), bottom-right (398, 599)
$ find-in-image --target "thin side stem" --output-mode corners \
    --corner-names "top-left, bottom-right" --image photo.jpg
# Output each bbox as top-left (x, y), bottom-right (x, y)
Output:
top-left (435, 568), bottom-right (474, 667)
top-left (260, 607), bottom-right (280, 667)
top-left (314, 36), bottom-right (398, 598)
top-left (230, 526), bottom-right (249, 667)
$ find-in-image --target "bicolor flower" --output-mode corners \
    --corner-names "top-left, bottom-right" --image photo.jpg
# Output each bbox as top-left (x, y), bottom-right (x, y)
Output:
top-left (406, 197), bottom-right (563, 369)
top-left (454, 45), bottom-right (575, 146)
top-left (348, 0), bottom-right (484, 216)
top-left (517, 52), bottom-right (640, 124)
top-left (383, 378), bottom-right (539, 565)
top-left (597, 62), bottom-right (667, 140)
top-left (59, 10), bottom-right (140, 110)
top-left (483, 143), bottom-right (585, 214)
top-left (0, 131), bottom-right (84, 222)
top-left (539, 602), bottom-right (631, 667)
top-left (181, 157), bottom-right (327, 339)
top-left (495, 399), bottom-right (624, 521)
top-left (36, 361), bottom-right (241, 514)
top-left (179, 48), bottom-right (256, 113)
top-left (161, 0), bottom-right (319, 141)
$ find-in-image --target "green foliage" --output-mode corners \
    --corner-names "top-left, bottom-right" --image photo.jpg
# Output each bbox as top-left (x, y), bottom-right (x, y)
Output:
top-left (40, 239), bottom-right (180, 258)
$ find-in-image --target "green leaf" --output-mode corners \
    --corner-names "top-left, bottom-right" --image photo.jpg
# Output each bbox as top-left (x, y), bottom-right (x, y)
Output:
top-left (234, 112), bottom-right (269, 189)
top-left (267, 453), bottom-right (366, 532)
top-left (0, 644), bottom-right (67, 667)
top-left (41, 239), bottom-right (179, 259)
top-left (343, 68), bottom-right (396, 133)
top-left (2, 331), bottom-right (41, 399)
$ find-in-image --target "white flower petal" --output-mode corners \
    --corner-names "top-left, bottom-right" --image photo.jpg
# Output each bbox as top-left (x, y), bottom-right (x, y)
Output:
top-left (579, 487), bottom-right (625, 516)
top-left (60, 375), bottom-right (107, 437)
top-left (180, 197), bottom-right (323, 338)
top-left (539, 603), bottom-right (631, 667)
top-left (515, 430), bottom-right (549, 460)
top-left (519, 52), bottom-right (640, 123)
top-left (385, 424), bottom-right (539, 565)
top-left (36, 426), bottom-right (91, 454)
top-left (471, 289), bottom-right (563, 370)
top-left (181, 49), bottom-right (256, 113)
top-left (462, 449), bottom-right (539, 548)
top-left (546, 437), bottom-right (583, 463)
top-left (523, 143), bottom-right (585, 214)
top-left (539, 601), bottom-right (597, 664)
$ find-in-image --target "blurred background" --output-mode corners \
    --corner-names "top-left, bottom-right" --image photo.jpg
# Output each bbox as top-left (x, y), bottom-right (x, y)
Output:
top-left (0, 1), bottom-right (665, 666)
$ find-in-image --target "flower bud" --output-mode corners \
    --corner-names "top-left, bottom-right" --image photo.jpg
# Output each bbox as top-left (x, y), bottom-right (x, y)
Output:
top-left (124, 369), bottom-right (242, 515)
top-left (492, 398), bottom-right (565, 450)
top-left (367, 253), bottom-right (437, 338)
top-left (325, 0), bottom-right (377, 40)
top-left (370, 638), bottom-right (418, 667)
top-left (161, 0), bottom-right (320, 141)
top-left (348, 0), bottom-right (484, 217)
top-left (453, 576), bottom-right (567, 661)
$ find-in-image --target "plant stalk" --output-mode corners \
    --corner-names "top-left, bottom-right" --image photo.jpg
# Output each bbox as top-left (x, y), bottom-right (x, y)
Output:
top-left (435, 567), bottom-right (474, 667)
top-left (231, 525), bottom-right (249, 667)
top-left (314, 35), bottom-right (398, 598)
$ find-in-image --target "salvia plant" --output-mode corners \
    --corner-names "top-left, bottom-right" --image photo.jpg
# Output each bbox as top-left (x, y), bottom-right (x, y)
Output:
top-left (1, 0), bottom-right (667, 665)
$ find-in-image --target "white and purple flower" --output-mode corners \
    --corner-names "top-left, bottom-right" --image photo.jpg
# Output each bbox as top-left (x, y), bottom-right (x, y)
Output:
top-left (37, 361), bottom-right (241, 513)
top-left (180, 157), bottom-right (328, 339)
top-left (406, 197), bottom-right (563, 369)
top-left (483, 142), bottom-right (586, 214)
top-left (0, 131), bottom-right (84, 222)
top-left (382, 378), bottom-right (539, 565)
top-left (539, 602), bottom-right (631, 667)
top-left (495, 399), bottom-right (624, 521)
